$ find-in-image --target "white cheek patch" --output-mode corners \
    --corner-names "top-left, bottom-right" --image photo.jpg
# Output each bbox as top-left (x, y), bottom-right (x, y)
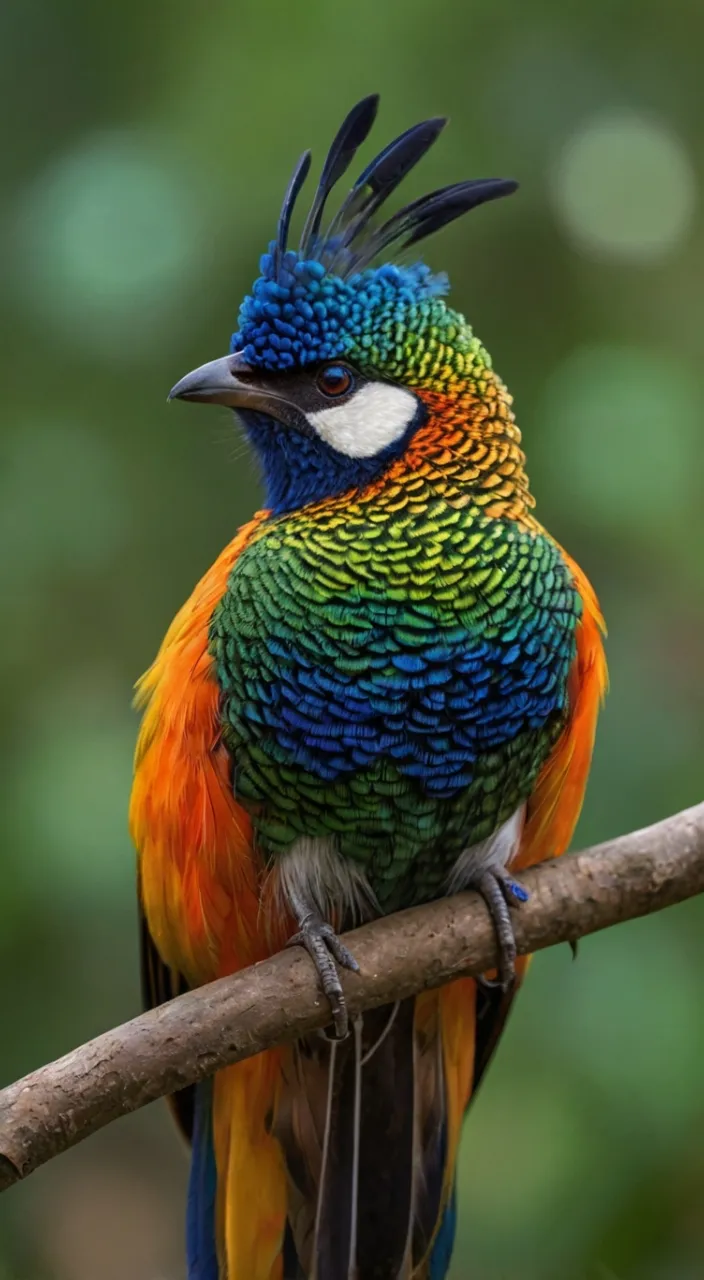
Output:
top-left (307, 381), bottom-right (418, 458)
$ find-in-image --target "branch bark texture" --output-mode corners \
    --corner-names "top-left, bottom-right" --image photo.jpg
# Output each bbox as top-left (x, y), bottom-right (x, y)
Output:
top-left (1, 802), bottom-right (703, 1194)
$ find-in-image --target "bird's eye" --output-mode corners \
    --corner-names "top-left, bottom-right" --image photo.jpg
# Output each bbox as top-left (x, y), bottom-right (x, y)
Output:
top-left (316, 363), bottom-right (354, 398)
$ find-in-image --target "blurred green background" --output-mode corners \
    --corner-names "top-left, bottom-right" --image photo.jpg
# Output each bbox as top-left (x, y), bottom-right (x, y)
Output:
top-left (1, 0), bottom-right (703, 1276)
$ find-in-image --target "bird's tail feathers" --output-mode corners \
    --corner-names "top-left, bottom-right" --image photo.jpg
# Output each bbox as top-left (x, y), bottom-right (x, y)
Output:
top-left (187, 1080), bottom-right (219, 1280)
top-left (194, 1054), bottom-right (286, 1279)
top-left (275, 984), bottom-right (476, 1279)
top-left (187, 984), bottom-right (477, 1279)
top-left (274, 1000), bottom-right (415, 1277)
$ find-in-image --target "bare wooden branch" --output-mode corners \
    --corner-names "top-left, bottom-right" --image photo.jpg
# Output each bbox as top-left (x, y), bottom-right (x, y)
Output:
top-left (0, 801), bottom-right (703, 1194)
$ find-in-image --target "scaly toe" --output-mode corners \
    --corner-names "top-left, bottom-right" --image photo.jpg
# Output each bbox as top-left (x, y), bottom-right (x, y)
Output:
top-left (321, 927), bottom-right (360, 973)
top-left (286, 916), bottom-right (356, 1040)
top-left (317, 961), bottom-right (349, 1039)
top-left (497, 941), bottom-right (517, 990)
top-left (474, 869), bottom-right (521, 991)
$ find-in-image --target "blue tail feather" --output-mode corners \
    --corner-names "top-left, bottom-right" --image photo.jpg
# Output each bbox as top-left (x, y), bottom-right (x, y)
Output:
top-left (430, 1182), bottom-right (458, 1280)
top-left (186, 1079), bottom-right (218, 1280)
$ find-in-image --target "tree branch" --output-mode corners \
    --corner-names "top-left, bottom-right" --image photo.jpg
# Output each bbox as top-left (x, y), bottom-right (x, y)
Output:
top-left (1, 802), bottom-right (703, 1193)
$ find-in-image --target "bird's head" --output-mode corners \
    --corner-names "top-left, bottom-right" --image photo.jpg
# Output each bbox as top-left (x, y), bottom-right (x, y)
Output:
top-left (170, 95), bottom-right (517, 515)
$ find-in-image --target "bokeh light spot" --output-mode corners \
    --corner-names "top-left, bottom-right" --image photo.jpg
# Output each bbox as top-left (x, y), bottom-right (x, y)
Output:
top-left (15, 131), bottom-right (203, 357)
top-left (552, 113), bottom-right (696, 261)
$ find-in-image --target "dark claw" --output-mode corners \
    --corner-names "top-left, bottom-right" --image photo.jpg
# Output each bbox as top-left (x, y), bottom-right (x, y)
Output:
top-left (287, 914), bottom-right (358, 1039)
top-left (475, 971), bottom-right (503, 993)
top-left (474, 868), bottom-right (529, 990)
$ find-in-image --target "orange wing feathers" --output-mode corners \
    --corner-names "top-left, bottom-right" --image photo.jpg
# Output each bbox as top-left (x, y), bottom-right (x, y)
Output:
top-left (131, 514), bottom-right (293, 1275)
top-left (130, 512), bottom-right (277, 987)
top-left (519, 548), bottom-right (608, 872)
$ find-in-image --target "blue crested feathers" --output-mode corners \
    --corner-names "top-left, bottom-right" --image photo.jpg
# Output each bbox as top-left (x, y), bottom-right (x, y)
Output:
top-left (230, 95), bottom-right (517, 374)
top-left (231, 256), bottom-right (447, 372)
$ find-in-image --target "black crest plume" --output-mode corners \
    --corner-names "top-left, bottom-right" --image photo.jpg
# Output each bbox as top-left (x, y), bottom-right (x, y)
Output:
top-left (324, 115), bottom-right (448, 260)
top-left (273, 150), bottom-right (312, 277)
top-left (298, 93), bottom-right (379, 255)
top-left (274, 95), bottom-right (517, 280)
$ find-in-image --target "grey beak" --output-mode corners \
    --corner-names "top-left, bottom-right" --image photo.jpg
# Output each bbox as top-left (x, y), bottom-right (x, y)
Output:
top-left (168, 352), bottom-right (260, 407)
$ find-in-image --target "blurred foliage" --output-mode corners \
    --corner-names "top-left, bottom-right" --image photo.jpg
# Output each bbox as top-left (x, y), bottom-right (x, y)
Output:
top-left (0, 0), bottom-right (702, 1276)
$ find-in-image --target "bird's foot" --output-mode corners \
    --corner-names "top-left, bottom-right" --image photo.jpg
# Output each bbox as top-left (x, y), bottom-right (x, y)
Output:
top-left (473, 869), bottom-right (529, 992)
top-left (286, 910), bottom-right (359, 1039)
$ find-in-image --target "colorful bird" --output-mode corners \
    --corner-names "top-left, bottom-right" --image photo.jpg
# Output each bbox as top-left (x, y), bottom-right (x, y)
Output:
top-left (130, 94), bottom-right (606, 1280)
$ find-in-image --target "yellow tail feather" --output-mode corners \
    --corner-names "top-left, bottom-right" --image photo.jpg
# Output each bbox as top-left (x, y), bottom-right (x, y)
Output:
top-left (213, 1054), bottom-right (287, 1278)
